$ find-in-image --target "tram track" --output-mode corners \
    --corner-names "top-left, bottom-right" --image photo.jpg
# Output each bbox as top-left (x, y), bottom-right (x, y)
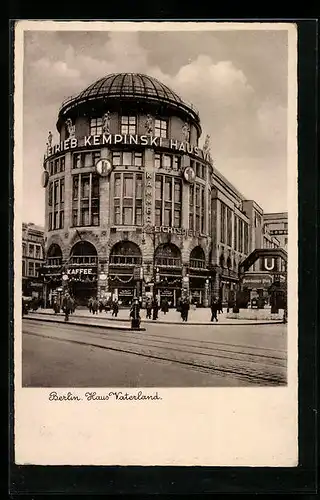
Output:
top-left (23, 319), bottom-right (287, 386)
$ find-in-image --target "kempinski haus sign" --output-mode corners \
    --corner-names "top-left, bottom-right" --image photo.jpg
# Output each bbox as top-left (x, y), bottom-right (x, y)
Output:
top-left (44, 133), bottom-right (211, 161)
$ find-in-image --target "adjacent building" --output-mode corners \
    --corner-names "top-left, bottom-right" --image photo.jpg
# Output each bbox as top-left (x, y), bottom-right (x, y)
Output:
top-left (40, 72), bottom-right (284, 307)
top-left (263, 212), bottom-right (288, 250)
top-left (22, 222), bottom-right (45, 298)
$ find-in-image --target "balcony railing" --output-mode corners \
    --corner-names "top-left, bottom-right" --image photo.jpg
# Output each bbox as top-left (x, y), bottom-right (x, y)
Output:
top-left (47, 258), bottom-right (62, 267)
top-left (189, 259), bottom-right (206, 269)
top-left (155, 257), bottom-right (181, 268)
top-left (109, 255), bottom-right (142, 266)
top-left (69, 255), bottom-right (98, 265)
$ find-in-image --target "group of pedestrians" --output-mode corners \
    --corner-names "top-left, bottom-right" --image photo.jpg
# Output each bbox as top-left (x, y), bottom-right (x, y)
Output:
top-left (87, 296), bottom-right (119, 317)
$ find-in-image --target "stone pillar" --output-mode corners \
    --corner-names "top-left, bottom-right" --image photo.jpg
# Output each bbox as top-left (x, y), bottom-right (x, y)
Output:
top-left (211, 268), bottom-right (220, 299)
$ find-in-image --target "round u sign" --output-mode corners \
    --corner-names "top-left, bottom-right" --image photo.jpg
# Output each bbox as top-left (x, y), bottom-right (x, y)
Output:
top-left (95, 158), bottom-right (112, 177)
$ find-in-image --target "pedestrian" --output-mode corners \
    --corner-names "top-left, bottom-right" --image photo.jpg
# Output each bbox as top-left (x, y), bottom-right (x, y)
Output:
top-left (161, 297), bottom-right (169, 315)
top-left (52, 297), bottom-right (60, 314)
top-left (91, 297), bottom-right (99, 315)
top-left (152, 297), bottom-right (159, 321)
top-left (61, 292), bottom-right (73, 322)
top-left (210, 298), bottom-right (219, 322)
top-left (227, 297), bottom-right (233, 313)
top-left (98, 299), bottom-right (104, 313)
top-left (217, 298), bottom-right (223, 314)
top-left (88, 296), bottom-right (93, 313)
top-left (130, 297), bottom-right (141, 329)
top-left (112, 298), bottom-right (119, 317)
top-left (181, 298), bottom-right (190, 322)
top-left (146, 298), bottom-right (152, 319)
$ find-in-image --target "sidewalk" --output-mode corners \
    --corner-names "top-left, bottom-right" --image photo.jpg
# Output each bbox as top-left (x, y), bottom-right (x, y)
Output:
top-left (26, 307), bottom-right (284, 326)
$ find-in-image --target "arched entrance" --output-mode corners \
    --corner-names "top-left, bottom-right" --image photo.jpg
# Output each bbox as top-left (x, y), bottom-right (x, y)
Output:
top-left (68, 241), bottom-right (98, 306)
top-left (109, 241), bottom-right (142, 306)
top-left (189, 246), bottom-right (208, 306)
top-left (154, 243), bottom-right (182, 307)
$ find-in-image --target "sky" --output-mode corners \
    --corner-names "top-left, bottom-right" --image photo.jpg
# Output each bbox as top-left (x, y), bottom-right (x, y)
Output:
top-left (22, 26), bottom-right (290, 226)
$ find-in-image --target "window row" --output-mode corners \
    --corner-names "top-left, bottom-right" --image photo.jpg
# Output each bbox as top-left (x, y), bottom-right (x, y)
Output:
top-left (23, 243), bottom-right (43, 259)
top-left (48, 156), bottom-right (65, 175)
top-left (155, 153), bottom-right (181, 172)
top-left (23, 260), bottom-right (41, 278)
top-left (114, 173), bottom-right (143, 226)
top-left (89, 115), bottom-right (169, 138)
top-left (189, 184), bottom-right (205, 233)
top-left (72, 173), bottom-right (100, 227)
top-left (48, 178), bottom-right (65, 207)
top-left (155, 175), bottom-right (182, 227)
top-left (73, 151), bottom-right (101, 169)
top-left (190, 159), bottom-right (206, 180)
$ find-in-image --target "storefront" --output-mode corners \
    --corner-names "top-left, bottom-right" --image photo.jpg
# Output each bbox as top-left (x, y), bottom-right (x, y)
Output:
top-left (155, 275), bottom-right (182, 308)
top-left (67, 266), bottom-right (98, 306)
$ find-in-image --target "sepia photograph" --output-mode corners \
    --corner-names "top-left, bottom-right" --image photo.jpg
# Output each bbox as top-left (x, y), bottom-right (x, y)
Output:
top-left (20, 25), bottom-right (289, 388)
top-left (14, 21), bottom-right (298, 467)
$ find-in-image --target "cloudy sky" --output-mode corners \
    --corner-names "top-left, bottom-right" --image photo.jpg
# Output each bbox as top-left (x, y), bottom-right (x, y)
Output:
top-left (21, 25), bottom-right (289, 226)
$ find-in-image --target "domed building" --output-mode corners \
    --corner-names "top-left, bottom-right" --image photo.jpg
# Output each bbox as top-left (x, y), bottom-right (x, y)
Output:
top-left (41, 72), bottom-right (279, 308)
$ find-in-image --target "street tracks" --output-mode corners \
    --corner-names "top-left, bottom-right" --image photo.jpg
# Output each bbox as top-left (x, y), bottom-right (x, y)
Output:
top-left (23, 319), bottom-right (287, 386)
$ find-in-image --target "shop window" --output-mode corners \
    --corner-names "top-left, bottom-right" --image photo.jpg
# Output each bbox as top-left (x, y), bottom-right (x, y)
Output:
top-left (121, 116), bottom-right (136, 135)
top-left (90, 117), bottom-right (103, 136)
top-left (201, 187), bottom-right (205, 233)
top-left (60, 179), bottom-right (65, 205)
top-left (154, 119), bottom-right (168, 138)
top-left (22, 260), bottom-right (26, 277)
top-left (134, 152), bottom-right (142, 166)
top-left (73, 153), bottom-right (82, 169)
top-left (72, 177), bottom-right (79, 200)
top-left (22, 243), bottom-right (26, 257)
top-left (60, 157), bottom-right (65, 172)
top-left (123, 152), bottom-right (132, 166)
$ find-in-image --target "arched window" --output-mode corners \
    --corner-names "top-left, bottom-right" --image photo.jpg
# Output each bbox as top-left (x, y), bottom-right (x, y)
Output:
top-left (47, 243), bottom-right (62, 266)
top-left (155, 243), bottom-right (181, 268)
top-left (70, 241), bottom-right (98, 265)
top-left (190, 246), bottom-right (206, 269)
top-left (109, 241), bottom-right (142, 266)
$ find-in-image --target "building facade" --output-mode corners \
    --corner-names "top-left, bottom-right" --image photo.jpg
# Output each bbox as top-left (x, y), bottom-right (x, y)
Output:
top-left (40, 72), bottom-right (282, 307)
top-left (263, 212), bottom-right (288, 250)
top-left (22, 222), bottom-right (45, 298)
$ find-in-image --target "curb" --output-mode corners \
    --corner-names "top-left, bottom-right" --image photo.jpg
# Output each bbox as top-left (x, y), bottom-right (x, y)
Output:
top-left (24, 312), bottom-right (283, 327)
top-left (23, 315), bottom-right (146, 332)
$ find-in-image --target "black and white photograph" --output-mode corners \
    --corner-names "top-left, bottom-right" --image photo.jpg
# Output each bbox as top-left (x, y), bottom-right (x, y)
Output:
top-left (14, 21), bottom-right (298, 467)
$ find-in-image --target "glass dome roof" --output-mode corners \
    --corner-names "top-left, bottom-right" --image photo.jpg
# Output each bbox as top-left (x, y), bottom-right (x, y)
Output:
top-left (58, 72), bottom-right (199, 122)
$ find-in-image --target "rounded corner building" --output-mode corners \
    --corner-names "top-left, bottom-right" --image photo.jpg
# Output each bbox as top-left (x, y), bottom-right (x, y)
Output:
top-left (41, 72), bottom-right (256, 308)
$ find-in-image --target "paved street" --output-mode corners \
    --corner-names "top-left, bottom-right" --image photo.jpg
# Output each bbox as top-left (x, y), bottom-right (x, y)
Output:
top-left (22, 318), bottom-right (287, 387)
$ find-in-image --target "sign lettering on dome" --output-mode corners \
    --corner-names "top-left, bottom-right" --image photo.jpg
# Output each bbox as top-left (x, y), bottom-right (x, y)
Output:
top-left (44, 133), bottom-right (211, 162)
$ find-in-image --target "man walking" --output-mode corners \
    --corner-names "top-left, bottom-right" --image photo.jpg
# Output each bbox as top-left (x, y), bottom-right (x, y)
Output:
top-left (210, 298), bottom-right (219, 322)
top-left (62, 292), bottom-right (73, 322)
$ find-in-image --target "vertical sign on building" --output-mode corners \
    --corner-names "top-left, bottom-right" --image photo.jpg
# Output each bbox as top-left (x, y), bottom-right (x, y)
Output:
top-left (145, 171), bottom-right (153, 227)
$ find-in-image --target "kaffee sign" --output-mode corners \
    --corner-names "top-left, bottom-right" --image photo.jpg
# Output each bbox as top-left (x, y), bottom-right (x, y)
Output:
top-left (44, 133), bottom-right (210, 162)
